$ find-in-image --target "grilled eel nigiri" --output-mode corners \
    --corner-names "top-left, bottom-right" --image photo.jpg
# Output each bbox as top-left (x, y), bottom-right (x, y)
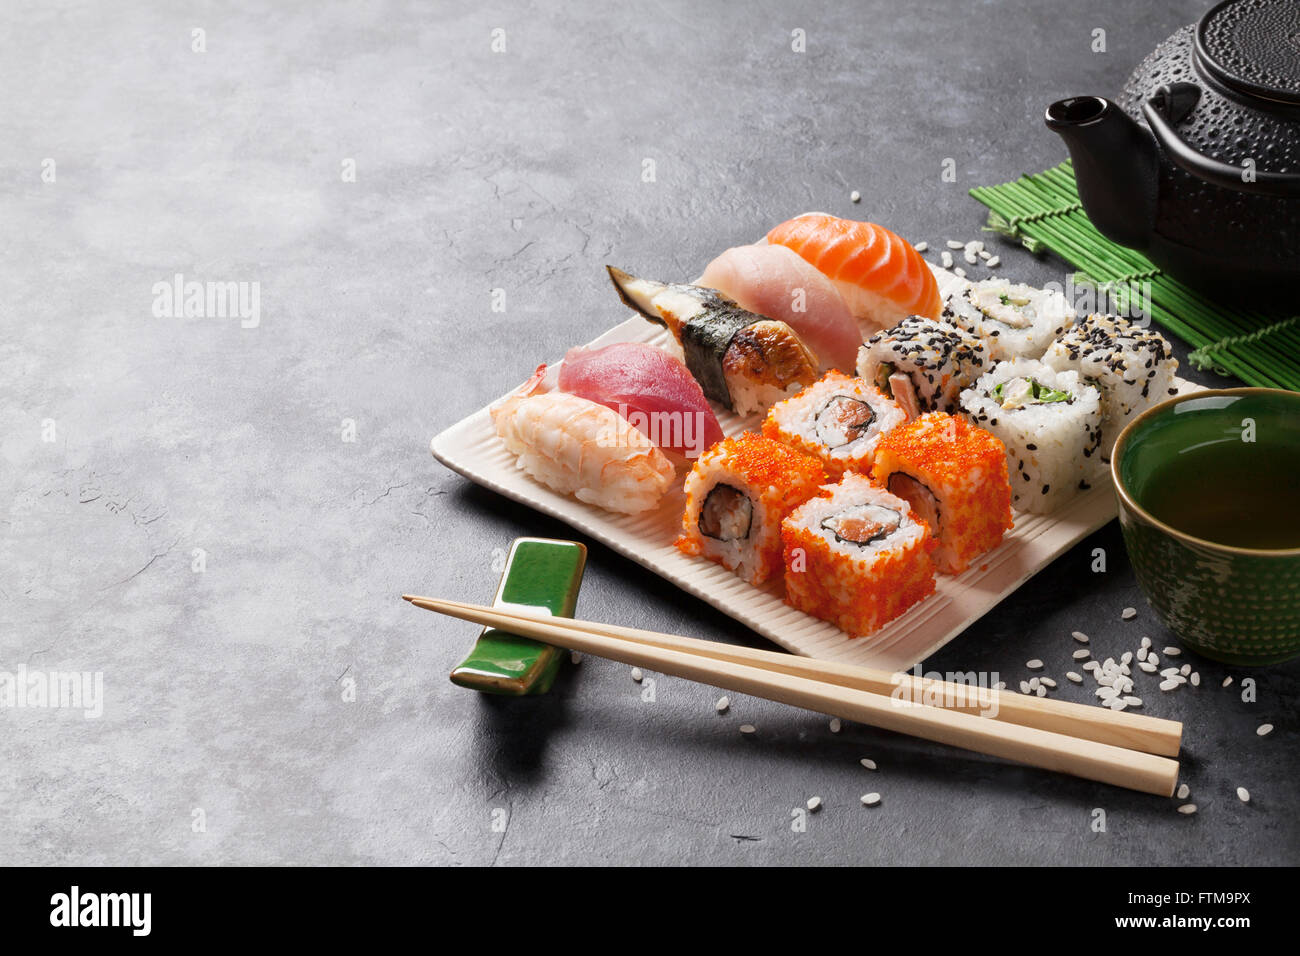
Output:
top-left (607, 266), bottom-right (820, 416)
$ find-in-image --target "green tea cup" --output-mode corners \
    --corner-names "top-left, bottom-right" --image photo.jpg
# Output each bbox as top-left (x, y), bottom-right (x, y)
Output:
top-left (1112, 387), bottom-right (1300, 666)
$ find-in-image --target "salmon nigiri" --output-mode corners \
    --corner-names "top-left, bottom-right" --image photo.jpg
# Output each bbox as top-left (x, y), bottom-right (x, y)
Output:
top-left (766, 214), bottom-right (941, 338)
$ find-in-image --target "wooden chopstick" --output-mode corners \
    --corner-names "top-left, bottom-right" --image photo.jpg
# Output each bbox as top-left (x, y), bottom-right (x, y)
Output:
top-left (405, 596), bottom-right (1180, 796)
top-left (407, 596), bottom-right (1182, 757)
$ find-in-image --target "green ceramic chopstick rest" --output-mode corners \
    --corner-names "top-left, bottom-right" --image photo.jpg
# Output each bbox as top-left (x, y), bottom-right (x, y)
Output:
top-left (449, 538), bottom-right (587, 695)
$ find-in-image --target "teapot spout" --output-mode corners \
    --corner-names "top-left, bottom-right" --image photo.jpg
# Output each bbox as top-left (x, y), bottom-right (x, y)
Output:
top-left (1046, 97), bottom-right (1158, 251)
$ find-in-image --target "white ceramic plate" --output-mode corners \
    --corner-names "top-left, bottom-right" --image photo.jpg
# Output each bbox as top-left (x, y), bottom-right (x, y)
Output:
top-left (432, 264), bottom-right (1196, 670)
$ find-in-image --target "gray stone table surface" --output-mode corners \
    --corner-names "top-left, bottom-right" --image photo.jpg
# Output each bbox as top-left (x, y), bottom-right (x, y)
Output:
top-left (2, 0), bottom-right (1296, 865)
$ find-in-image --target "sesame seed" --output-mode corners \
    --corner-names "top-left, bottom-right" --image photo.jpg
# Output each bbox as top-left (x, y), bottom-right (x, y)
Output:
top-left (850, 190), bottom-right (861, 203)
top-left (1019, 681), bottom-right (1032, 694)
top-left (716, 696), bottom-right (730, 713)
top-left (1122, 607), bottom-right (1137, 620)
top-left (1066, 672), bottom-right (1083, 683)
top-left (941, 251), bottom-right (954, 268)
top-left (739, 724), bottom-right (756, 734)
top-left (631, 667), bottom-right (643, 682)
top-left (861, 792), bottom-right (881, 807)
top-left (1073, 649), bottom-right (1091, 660)
top-left (1040, 677), bottom-right (1057, 688)
top-left (860, 757), bottom-right (877, 770)
top-left (1159, 679), bottom-right (1179, 691)
top-left (1140, 636), bottom-right (1152, 649)
top-left (1257, 723), bottom-right (1274, 737)
top-left (1147, 653), bottom-right (1160, 667)
top-left (1037, 685), bottom-right (1047, 697)
top-left (571, 650), bottom-right (583, 664)
top-left (985, 256), bottom-right (1000, 268)
top-left (807, 796), bottom-right (823, 812)
top-left (1163, 646), bottom-right (1181, 656)
top-left (914, 241), bottom-right (928, 253)
top-left (946, 240), bottom-right (964, 249)
top-left (954, 267), bottom-right (967, 278)
top-left (1138, 661), bottom-right (1158, 673)
top-left (829, 717), bottom-right (842, 733)
top-left (1123, 696), bottom-right (1143, 707)
top-left (1177, 803), bottom-right (1198, 815)
top-left (1222, 676), bottom-right (1234, 688)
top-left (1237, 787), bottom-right (1250, 803)
top-left (1137, 646), bottom-right (1147, 661)
top-left (1177, 783), bottom-right (1190, 799)
top-left (1180, 664), bottom-right (1191, 676)
top-left (1121, 651), bottom-right (1133, 665)
top-left (1072, 631), bottom-right (1090, 643)
top-left (1026, 659), bottom-right (1044, 670)
top-left (1108, 698), bottom-right (1127, 711)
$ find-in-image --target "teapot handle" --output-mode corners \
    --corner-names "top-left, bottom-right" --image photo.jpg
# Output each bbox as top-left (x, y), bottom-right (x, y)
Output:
top-left (1143, 82), bottom-right (1300, 198)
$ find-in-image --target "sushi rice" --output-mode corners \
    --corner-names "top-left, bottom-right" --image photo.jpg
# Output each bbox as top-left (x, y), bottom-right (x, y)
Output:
top-left (960, 358), bottom-right (1103, 514)
top-left (942, 278), bottom-right (1075, 362)
top-left (1042, 313), bottom-right (1177, 463)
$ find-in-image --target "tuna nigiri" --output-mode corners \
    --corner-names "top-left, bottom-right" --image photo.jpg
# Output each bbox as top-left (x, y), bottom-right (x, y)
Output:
top-left (492, 365), bottom-right (675, 514)
top-left (699, 243), bottom-right (862, 372)
top-left (558, 343), bottom-right (724, 460)
top-left (766, 214), bottom-right (942, 338)
top-left (607, 266), bottom-right (820, 416)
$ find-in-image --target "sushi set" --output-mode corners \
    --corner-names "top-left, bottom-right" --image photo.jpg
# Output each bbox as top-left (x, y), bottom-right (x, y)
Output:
top-left (433, 213), bottom-right (1197, 670)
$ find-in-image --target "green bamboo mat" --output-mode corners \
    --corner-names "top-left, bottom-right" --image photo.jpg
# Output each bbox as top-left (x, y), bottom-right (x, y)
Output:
top-left (970, 161), bottom-right (1300, 390)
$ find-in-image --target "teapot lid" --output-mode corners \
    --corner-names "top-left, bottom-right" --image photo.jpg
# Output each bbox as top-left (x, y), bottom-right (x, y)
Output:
top-left (1196, 0), bottom-right (1300, 106)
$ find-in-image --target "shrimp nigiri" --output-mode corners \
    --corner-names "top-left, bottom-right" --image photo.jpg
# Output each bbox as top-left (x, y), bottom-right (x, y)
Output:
top-left (699, 243), bottom-right (862, 372)
top-left (492, 366), bottom-right (675, 515)
top-left (766, 214), bottom-right (942, 338)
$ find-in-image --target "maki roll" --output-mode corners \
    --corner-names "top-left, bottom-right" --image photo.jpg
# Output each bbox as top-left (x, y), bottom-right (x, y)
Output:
top-left (782, 474), bottom-right (937, 637)
top-left (960, 359), bottom-right (1103, 514)
top-left (607, 266), bottom-right (820, 415)
top-left (761, 370), bottom-right (906, 479)
top-left (856, 316), bottom-right (987, 421)
top-left (942, 279), bottom-right (1075, 362)
top-left (872, 412), bottom-right (1014, 575)
top-left (678, 433), bottom-right (827, 585)
top-left (1042, 314), bottom-right (1178, 462)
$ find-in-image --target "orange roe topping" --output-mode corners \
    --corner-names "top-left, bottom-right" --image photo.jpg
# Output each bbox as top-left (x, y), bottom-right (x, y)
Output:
top-left (874, 412), bottom-right (1006, 482)
top-left (710, 432), bottom-right (826, 488)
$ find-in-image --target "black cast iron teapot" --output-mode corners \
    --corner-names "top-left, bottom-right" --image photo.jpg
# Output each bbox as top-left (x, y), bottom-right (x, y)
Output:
top-left (1046, 0), bottom-right (1300, 304)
